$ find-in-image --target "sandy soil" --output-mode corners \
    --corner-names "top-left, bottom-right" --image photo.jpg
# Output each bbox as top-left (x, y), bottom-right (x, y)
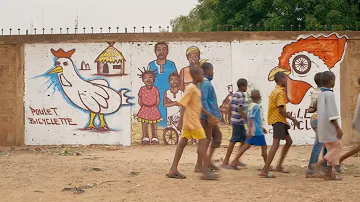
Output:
top-left (132, 122), bottom-right (233, 144)
top-left (0, 145), bottom-right (359, 202)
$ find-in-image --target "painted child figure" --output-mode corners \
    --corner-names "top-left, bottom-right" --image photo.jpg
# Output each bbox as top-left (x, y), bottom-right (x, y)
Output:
top-left (227, 90), bottom-right (268, 170)
top-left (312, 71), bottom-right (343, 181)
top-left (221, 79), bottom-right (248, 168)
top-left (166, 67), bottom-right (219, 180)
top-left (164, 72), bottom-right (183, 125)
top-left (134, 67), bottom-right (163, 145)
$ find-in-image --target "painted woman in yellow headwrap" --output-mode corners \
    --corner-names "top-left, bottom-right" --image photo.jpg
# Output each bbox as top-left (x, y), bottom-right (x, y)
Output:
top-left (179, 46), bottom-right (207, 91)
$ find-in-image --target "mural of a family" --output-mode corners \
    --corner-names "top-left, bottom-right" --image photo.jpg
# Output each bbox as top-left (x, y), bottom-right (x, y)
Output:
top-left (134, 33), bottom-right (348, 145)
top-left (133, 42), bottom-right (208, 145)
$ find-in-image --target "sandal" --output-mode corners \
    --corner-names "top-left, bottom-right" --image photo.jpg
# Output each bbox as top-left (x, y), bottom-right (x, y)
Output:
top-left (258, 172), bottom-right (276, 178)
top-left (166, 171), bottom-right (186, 179)
top-left (200, 172), bottom-right (218, 180)
top-left (141, 137), bottom-right (150, 145)
top-left (324, 174), bottom-right (342, 181)
top-left (222, 164), bottom-right (240, 170)
top-left (151, 137), bottom-right (159, 145)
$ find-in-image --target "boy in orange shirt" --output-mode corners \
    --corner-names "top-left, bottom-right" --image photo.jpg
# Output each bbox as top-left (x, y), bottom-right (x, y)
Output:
top-left (166, 67), bottom-right (219, 180)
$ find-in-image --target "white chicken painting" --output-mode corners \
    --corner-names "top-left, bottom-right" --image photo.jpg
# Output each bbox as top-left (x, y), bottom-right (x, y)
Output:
top-left (268, 33), bottom-right (348, 105)
top-left (46, 48), bottom-right (134, 131)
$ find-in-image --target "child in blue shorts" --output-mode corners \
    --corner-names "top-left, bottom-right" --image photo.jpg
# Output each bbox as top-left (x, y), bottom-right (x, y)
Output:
top-left (227, 90), bottom-right (268, 169)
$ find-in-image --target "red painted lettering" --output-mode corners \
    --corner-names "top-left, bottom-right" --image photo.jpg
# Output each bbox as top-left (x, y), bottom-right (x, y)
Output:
top-left (67, 118), bottom-right (77, 126)
top-left (51, 108), bottom-right (58, 116)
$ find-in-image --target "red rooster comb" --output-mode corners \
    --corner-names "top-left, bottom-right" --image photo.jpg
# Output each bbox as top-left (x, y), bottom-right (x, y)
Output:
top-left (51, 49), bottom-right (76, 58)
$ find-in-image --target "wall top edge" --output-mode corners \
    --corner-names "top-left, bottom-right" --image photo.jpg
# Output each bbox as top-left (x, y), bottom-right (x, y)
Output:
top-left (0, 31), bottom-right (359, 45)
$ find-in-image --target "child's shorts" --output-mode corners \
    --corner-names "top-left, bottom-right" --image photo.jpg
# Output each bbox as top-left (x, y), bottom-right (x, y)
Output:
top-left (246, 135), bottom-right (266, 146)
top-left (230, 124), bottom-right (246, 143)
top-left (324, 140), bottom-right (342, 166)
top-left (181, 128), bottom-right (206, 140)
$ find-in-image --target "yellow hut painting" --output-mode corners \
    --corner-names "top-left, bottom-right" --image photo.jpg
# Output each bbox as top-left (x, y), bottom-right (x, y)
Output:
top-left (95, 42), bottom-right (126, 75)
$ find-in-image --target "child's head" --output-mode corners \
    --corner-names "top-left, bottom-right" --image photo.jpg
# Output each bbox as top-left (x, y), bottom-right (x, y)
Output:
top-left (274, 72), bottom-right (287, 87)
top-left (314, 72), bottom-right (323, 87)
top-left (237, 78), bottom-right (248, 92)
top-left (168, 71), bottom-right (180, 88)
top-left (250, 90), bottom-right (261, 103)
top-left (190, 67), bottom-right (204, 83)
top-left (321, 71), bottom-right (335, 88)
top-left (138, 67), bottom-right (157, 86)
top-left (201, 62), bottom-right (214, 78)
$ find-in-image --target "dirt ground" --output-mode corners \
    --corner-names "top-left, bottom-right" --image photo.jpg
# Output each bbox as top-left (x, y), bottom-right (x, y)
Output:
top-left (0, 144), bottom-right (360, 202)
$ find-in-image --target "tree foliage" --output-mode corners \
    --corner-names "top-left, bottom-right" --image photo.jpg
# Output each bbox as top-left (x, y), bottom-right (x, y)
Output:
top-left (171, 0), bottom-right (360, 32)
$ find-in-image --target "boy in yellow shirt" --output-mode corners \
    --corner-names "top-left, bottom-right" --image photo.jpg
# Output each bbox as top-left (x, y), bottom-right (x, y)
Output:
top-left (259, 72), bottom-right (300, 178)
top-left (166, 67), bottom-right (219, 180)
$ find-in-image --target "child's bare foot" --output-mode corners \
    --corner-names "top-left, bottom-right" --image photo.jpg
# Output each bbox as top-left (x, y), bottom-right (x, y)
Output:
top-left (334, 165), bottom-right (341, 173)
top-left (275, 166), bottom-right (290, 173)
top-left (258, 171), bottom-right (276, 178)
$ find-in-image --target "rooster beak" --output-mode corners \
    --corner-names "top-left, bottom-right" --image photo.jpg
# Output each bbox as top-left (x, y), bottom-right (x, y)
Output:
top-left (48, 66), bottom-right (63, 74)
top-left (268, 66), bottom-right (290, 81)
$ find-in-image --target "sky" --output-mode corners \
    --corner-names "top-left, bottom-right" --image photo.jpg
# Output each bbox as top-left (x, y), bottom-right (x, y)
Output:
top-left (0, 0), bottom-right (198, 34)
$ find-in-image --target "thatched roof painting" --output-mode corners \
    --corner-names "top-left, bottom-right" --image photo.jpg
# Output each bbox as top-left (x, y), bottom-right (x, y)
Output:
top-left (95, 42), bottom-right (126, 64)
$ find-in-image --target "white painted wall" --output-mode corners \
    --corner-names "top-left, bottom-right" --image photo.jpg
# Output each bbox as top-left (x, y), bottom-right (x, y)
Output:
top-left (24, 34), bottom-right (347, 146)
top-left (24, 43), bottom-right (133, 146)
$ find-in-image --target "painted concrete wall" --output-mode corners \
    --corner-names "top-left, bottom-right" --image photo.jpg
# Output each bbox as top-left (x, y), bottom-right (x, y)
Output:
top-left (22, 32), bottom-right (348, 146)
top-left (24, 43), bottom-right (134, 145)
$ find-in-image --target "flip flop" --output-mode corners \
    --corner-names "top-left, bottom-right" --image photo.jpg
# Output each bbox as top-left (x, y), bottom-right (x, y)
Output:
top-left (238, 162), bottom-right (246, 167)
top-left (258, 172), bottom-right (276, 178)
top-left (200, 172), bottom-right (218, 180)
top-left (166, 172), bottom-right (186, 179)
top-left (222, 164), bottom-right (240, 170)
top-left (324, 174), bottom-right (342, 181)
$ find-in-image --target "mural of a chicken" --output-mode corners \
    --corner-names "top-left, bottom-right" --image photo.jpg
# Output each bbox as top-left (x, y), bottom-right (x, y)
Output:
top-left (268, 33), bottom-right (348, 104)
top-left (47, 48), bottom-right (133, 131)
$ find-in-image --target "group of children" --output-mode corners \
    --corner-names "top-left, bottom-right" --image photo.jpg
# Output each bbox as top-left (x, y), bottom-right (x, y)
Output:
top-left (166, 63), bottom-right (360, 181)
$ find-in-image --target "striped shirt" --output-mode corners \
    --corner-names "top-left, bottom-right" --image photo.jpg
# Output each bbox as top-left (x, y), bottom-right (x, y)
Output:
top-left (231, 91), bottom-right (246, 125)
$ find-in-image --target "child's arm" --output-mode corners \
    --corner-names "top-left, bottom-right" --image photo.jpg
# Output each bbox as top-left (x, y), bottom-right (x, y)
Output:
top-left (138, 96), bottom-right (143, 106)
top-left (277, 90), bottom-right (299, 128)
top-left (352, 94), bottom-right (360, 130)
top-left (330, 120), bottom-right (342, 139)
top-left (202, 108), bottom-right (220, 125)
top-left (247, 118), bottom-right (255, 137)
top-left (238, 105), bottom-right (247, 120)
top-left (163, 91), bottom-right (172, 107)
top-left (201, 83), bottom-right (211, 118)
top-left (279, 106), bottom-right (300, 128)
top-left (177, 106), bottom-right (185, 131)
